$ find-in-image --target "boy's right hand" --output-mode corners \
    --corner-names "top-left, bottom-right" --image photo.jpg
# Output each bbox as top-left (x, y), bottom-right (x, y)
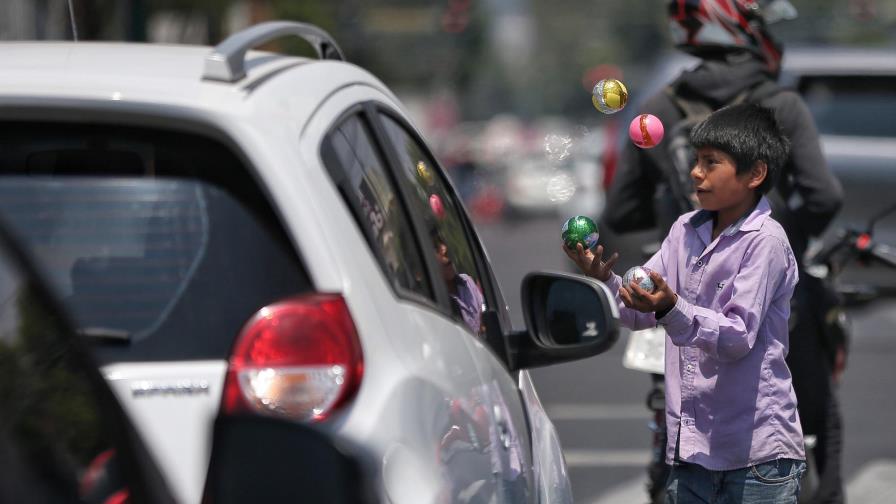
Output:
top-left (562, 243), bottom-right (618, 282)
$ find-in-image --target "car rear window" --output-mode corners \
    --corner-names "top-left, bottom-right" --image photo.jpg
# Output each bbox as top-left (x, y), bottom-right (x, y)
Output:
top-left (0, 122), bottom-right (311, 363)
top-left (799, 75), bottom-right (896, 138)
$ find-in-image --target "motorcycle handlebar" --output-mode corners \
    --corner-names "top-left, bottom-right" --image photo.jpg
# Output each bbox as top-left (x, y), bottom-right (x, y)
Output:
top-left (870, 243), bottom-right (896, 269)
top-left (812, 202), bottom-right (896, 270)
top-left (810, 229), bottom-right (896, 272)
top-left (810, 231), bottom-right (852, 267)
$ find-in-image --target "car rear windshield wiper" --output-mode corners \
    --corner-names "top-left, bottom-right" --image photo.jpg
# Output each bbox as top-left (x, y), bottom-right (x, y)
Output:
top-left (78, 326), bottom-right (132, 343)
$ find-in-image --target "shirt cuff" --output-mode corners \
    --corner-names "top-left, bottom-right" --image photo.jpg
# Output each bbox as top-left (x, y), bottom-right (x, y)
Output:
top-left (657, 294), bottom-right (693, 337)
top-left (606, 272), bottom-right (623, 297)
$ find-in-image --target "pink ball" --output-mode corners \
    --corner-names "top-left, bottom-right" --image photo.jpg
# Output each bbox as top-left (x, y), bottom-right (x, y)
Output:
top-left (430, 194), bottom-right (445, 220)
top-left (628, 113), bottom-right (665, 149)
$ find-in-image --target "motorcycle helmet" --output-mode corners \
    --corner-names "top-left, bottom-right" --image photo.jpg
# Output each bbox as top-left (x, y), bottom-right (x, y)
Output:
top-left (667, 0), bottom-right (797, 73)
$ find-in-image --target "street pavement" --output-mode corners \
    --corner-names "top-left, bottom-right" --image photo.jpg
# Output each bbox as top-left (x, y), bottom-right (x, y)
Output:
top-left (474, 213), bottom-right (896, 504)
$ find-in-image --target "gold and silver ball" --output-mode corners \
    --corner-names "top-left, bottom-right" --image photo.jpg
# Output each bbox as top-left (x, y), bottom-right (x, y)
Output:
top-left (591, 78), bottom-right (628, 114)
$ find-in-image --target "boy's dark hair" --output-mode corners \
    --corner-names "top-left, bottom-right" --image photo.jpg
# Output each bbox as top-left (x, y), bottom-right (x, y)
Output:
top-left (689, 103), bottom-right (790, 194)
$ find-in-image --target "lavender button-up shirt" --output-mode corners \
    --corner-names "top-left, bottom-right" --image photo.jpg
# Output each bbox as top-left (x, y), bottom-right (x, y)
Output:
top-left (608, 197), bottom-right (805, 470)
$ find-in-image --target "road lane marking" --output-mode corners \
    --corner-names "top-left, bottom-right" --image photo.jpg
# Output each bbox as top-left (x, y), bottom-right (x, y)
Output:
top-left (587, 474), bottom-right (647, 504)
top-left (845, 459), bottom-right (896, 504)
top-left (564, 449), bottom-right (651, 467)
top-left (547, 403), bottom-right (650, 421)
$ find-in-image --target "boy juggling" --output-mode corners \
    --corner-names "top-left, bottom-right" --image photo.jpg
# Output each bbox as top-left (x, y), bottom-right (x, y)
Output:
top-left (566, 103), bottom-right (805, 502)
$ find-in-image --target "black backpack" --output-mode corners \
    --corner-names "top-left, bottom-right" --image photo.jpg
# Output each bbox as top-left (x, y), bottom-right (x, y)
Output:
top-left (662, 80), bottom-right (781, 213)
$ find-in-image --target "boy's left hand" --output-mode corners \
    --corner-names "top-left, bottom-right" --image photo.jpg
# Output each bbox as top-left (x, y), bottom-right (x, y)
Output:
top-left (562, 243), bottom-right (618, 283)
top-left (619, 270), bottom-right (678, 315)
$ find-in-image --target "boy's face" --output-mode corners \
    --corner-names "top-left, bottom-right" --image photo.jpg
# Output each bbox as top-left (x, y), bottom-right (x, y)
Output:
top-left (690, 147), bottom-right (764, 213)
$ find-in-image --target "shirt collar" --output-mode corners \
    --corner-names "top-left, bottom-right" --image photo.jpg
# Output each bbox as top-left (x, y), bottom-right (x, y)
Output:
top-left (687, 196), bottom-right (771, 236)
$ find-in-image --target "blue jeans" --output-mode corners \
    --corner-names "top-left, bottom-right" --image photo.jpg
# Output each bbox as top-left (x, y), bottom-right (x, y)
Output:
top-left (665, 458), bottom-right (806, 503)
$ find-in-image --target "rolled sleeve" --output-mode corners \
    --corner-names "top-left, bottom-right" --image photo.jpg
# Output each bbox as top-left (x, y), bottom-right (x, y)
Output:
top-left (657, 235), bottom-right (795, 362)
top-left (657, 294), bottom-right (694, 335)
top-left (607, 272), bottom-right (623, 294)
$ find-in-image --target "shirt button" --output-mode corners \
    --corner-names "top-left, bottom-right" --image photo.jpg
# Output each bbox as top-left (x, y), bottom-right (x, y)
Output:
top-left (686, 364), bottom-right (694, 372)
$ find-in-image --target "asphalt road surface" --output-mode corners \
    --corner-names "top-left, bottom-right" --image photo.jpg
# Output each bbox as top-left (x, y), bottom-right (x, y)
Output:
top-left (474, 213), bottom-right (896, 504)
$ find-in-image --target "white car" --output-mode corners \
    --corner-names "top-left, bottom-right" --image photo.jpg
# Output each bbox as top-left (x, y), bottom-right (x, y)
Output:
top-left (0, 21), bottom-right (619, 504)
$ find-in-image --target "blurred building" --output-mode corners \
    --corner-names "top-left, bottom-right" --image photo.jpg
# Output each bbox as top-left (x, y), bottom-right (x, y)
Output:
top-left (1, 0), bottom-right (894, 123)
top-left (0, 0), bottom-right (75, 40)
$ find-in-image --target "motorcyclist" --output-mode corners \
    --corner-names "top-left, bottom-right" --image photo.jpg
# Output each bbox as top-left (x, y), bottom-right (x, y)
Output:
top-left (603, 1), bottom-right (845, 502)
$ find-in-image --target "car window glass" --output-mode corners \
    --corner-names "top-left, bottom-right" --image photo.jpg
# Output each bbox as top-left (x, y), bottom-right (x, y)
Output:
top-left (800, 76), bottom-right (896, 137)
top-left (0, 122), bottom-right (311, 365)
top-left (0, 178), bottom-right (207, 338)
top-left (378, 113), bottom-right (487, 336)
top-left (322, 114), bottom-right (432, 300)
top-left (0, 244), bottom-right (129, 503)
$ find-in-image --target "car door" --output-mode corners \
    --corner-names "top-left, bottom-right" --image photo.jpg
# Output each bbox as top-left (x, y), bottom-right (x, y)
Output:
top-left (302, 85), bottom-right (506, 503)
top-left (371, 108), bottom-right (537, 502)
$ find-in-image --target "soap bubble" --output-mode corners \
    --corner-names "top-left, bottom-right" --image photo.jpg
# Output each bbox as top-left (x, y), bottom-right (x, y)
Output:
top-left (547, 172), bottom-right (576, 203)
top-left (544, 133), bottom-right (573, 163)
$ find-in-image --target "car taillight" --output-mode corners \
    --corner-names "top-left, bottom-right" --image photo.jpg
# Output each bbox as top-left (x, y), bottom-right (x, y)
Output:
top-left (221, 293), bottom-right (363, 422)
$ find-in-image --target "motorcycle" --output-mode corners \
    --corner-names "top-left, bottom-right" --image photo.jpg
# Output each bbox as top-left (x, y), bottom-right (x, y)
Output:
top-left (622, 202), bottom-right (896, 504)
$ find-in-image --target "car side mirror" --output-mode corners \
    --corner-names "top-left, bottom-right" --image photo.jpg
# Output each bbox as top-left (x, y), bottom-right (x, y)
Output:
top-left (204, 415), bottom-right (378, 504)
top-left (508, 271), bottom-right (620, 371)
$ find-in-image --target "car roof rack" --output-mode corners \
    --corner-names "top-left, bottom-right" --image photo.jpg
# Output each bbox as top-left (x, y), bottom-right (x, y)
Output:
top-left (203, 20), bottom-right (345, 83)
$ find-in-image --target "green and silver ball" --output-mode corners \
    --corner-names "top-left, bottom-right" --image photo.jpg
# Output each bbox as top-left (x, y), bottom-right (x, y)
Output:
top-left (561, 215), bottom-right (600, 250)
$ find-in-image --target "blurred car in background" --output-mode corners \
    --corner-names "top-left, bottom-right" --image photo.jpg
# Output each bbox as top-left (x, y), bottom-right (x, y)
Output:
top-left (0, 20), bottom-right (620, 504)
top-left (477, 117), bottom-right (606, 222)
top-left (780, 47), bottom-right (896, 285)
